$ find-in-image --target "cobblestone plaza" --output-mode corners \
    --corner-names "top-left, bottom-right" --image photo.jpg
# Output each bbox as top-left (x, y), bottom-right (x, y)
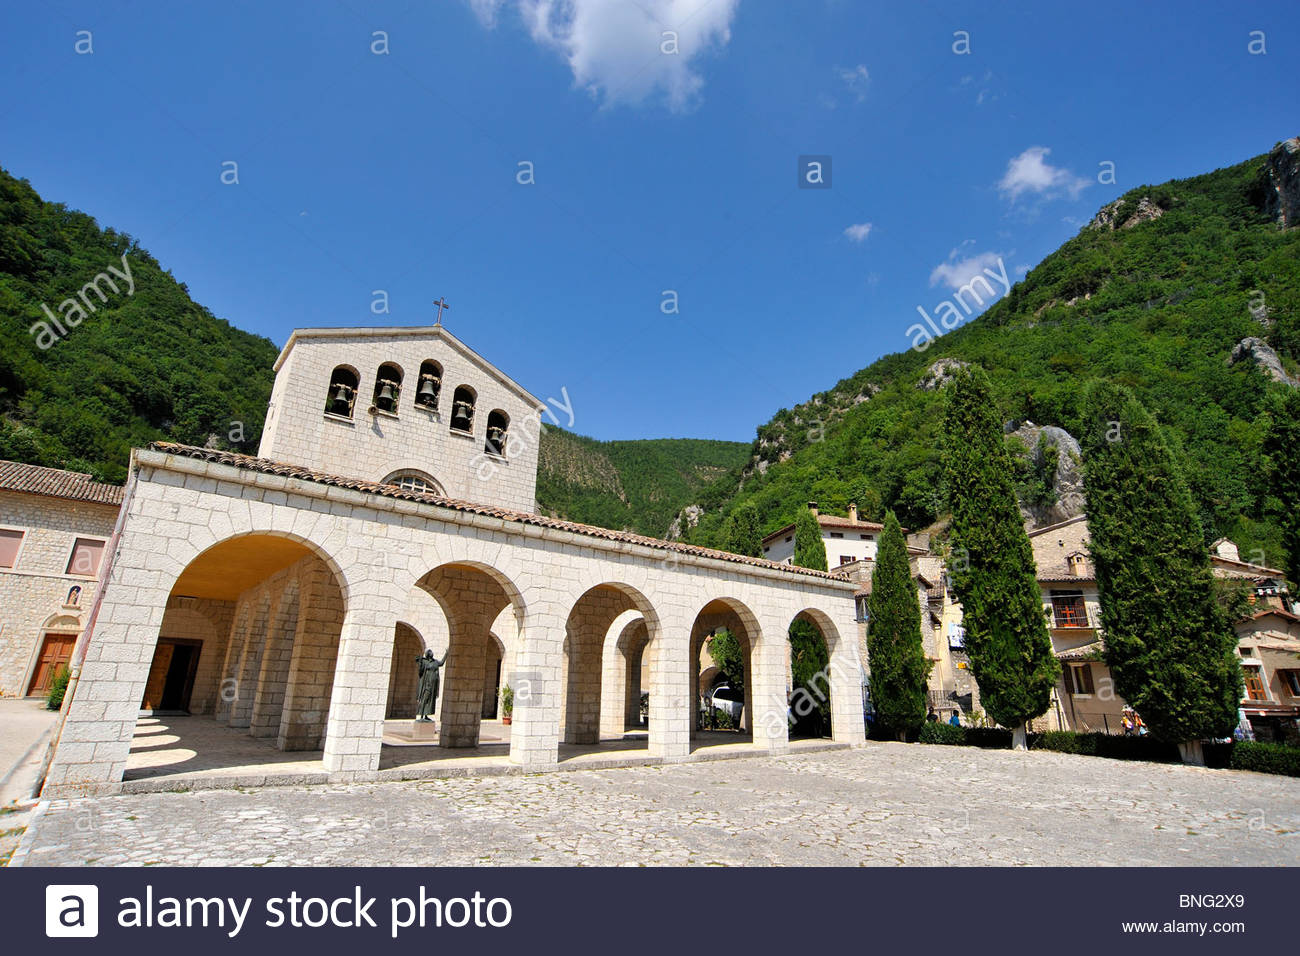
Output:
top-left (15, 745), bottom-right (1299, 867)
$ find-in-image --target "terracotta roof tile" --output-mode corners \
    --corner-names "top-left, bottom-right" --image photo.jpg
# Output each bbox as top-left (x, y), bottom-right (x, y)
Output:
top-left (148, 443), bottom-right (850, 582)
top-left (0, 459), bottom-right (124, 505)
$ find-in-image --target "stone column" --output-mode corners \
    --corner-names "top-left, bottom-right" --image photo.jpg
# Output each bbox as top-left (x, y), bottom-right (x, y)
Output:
top-left (278, 564), bottom-right (344, 751)
top-left (751, 619), bottom-right (789, 754)
top-left (648, 613), bottom-right (691, 760)
top-left (828, 625), bottom-right (867, 745)
top-left (229, 593), bottom-right (272, 729)
top-left (440, 618), bottom-right (490, 747)
top-left (213, 609), bottom-right (249, 725)
top-left (249, 584), bottom-right (300, 738)
top-left (322, 601), bottom-right (398, 773)
top-left (599, 623), bottom-right (628, 739)
top-left (41, 530), bottom-right (175, 792)
top-left (508, 617), bottom-right (563, 769)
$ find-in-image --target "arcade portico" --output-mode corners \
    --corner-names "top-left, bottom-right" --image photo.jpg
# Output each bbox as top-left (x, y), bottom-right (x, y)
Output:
top-left (41, 444), bottom-right (862, 795)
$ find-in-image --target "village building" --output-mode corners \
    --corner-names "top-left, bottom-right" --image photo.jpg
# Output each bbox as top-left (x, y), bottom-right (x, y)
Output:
top-left (1209, 539), bottom-right (1300, 743)
top-left (1026, 516), bottom-right (1129, 733)
top-left (33, 324), bottom-right (865, 796)
top-left (0, 462), bottom-right (123, 699)
top-left (761, 501), bottom-right (882, 568)
top-left (813, 507), bottom-right (975, 724)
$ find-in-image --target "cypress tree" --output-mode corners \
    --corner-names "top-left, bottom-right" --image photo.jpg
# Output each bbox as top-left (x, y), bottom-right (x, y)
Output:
top-left (942, 366), bottom-right (1058, 748)
top-left (793, 505), bottom-right (828, 571)
top-left (1263, 388), bottom-right (1300, 584)
top-left (867, 511), bottom-right (933, 739)
top-left (1079, 381), bottom-right (1241, 760)
top-left (727, 501), bottom-right (763, 558)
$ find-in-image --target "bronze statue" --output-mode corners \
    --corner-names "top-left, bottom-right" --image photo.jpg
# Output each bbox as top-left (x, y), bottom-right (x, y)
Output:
top-left (415, 649), bottom-right (448, 720)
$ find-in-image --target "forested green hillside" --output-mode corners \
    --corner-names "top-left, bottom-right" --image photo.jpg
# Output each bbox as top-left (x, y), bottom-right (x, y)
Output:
top-left (4, 143), bottom-right (1297, 566)
top-left (0, 168), bottom-right (279, 482)
top-left (537, 428), bottom-right (749, 535)
top-left (687, 147), bottom-right (1300, 567)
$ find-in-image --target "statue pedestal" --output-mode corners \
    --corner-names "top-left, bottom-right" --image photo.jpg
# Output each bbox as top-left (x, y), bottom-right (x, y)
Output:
top-left (410, 719), bottom-right (438, 741)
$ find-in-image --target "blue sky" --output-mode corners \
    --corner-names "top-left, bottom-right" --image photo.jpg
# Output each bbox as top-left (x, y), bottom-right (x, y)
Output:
top-left (2, 1), bottom-right (1296, 441)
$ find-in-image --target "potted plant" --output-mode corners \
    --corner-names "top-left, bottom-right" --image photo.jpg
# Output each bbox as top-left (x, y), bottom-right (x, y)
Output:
top-left (500, 684), bottom-right (514, 725)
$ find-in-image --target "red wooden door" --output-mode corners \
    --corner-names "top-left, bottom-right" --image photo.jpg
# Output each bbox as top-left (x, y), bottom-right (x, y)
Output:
top-left (27, 634), bottom-right (75, 696)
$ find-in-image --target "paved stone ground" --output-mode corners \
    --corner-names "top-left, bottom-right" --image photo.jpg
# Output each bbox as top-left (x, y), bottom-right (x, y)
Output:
top-left (0, 699), bottom-right (58, 864)
top-left (13, 744), bottom-right (1300, 866)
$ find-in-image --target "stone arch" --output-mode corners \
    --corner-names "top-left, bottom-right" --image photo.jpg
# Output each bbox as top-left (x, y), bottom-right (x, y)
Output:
top-left (386, 621), bottom-right (425, 719)
top-left (161, 531), bottom-right (351, 753)
top-left (482, 631), bottom-right (505, 719)
top-left (562, 583), bottom-right (659, 745)
top-left (598, 610), bottom-right (651, 739)
top-left (325, 364), bottom-right (360, 417)
top-left (415, 560), bottom-right (526, 747)
top-left (787, 607), bottom-right (842, 740)
top-left (691, 597), bottom-right (761, 737)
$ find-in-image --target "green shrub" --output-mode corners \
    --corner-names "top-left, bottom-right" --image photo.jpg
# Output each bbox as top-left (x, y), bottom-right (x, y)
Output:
top-left (1032, 730), bottom-right (1179, 763)
top-left (1035, 730), bottom-right (1086, 754)
top-left (1230, 741), bottom-right (1300, 777)
top-left (919, 722), bottom-right (966, 745)
top-left (46, 666), bottom-right (69, 710)
top-left (963, 727), bottom-right (1013, 748)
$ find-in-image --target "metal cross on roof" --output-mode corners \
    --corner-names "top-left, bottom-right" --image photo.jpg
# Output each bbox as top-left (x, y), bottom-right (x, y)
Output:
top-left (432, 296), bottom-right (451, 326)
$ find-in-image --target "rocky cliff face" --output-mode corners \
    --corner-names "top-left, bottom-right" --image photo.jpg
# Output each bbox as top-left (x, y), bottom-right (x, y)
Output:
top-left (1089, 194), bottom-right (1168, 231)
top-left (1264, 136), bottom-right (1300, 228)
top-left (1008, 422), bottom-right (1087, 527)
top-left (1229, 336), bottom-right (1298, 387)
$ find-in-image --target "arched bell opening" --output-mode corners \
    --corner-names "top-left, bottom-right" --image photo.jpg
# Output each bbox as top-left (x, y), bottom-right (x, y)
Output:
top-left (485, 410), bottom-right (509, 457)
top-left (450, 385), bottom-right (476, 433)
top-left (414, 360), bottom-right (442, 411)
top-left (325, 365), bottom-right (360, 418)
top-left (372, 362), bottom-right (404, 414)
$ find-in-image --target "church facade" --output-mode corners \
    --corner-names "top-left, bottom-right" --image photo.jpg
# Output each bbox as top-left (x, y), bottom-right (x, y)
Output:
top-left (40, 325), bottom-right (864, 795)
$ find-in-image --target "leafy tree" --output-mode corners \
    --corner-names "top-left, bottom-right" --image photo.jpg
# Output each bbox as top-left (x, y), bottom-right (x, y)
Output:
top-left (726, 501), bottom-right (763, 557)
top-left (793, 505), bottom-right (827, 571)
top-left (1079, 381), bottom-right (1242, 758)
top-left (1262, 388), bottom-right (1300, 583)
top-left (787, 504), bottom-right (831, 734)
top-left (943, 366), bottom-right (1059, 748)
top-left (708, 629), bottom-right (744, 694)
top-left (866, 511), bottom-right (933, 739)
top-left (788, 617), bottom-right (830, 736)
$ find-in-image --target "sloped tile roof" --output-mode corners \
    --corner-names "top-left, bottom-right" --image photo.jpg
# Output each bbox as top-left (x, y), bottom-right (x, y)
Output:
top-left (148, 443), bottom-right (850, 582)
top-left (0, 459), bottom-right (124, 505)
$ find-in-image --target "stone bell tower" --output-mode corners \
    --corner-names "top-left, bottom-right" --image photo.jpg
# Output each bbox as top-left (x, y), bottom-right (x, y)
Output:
top-left (257, 324), bottom-right (542, 513)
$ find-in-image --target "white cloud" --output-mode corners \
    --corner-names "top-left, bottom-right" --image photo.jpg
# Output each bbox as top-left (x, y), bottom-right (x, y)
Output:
top-left (843, 222), bottom-right (873, 242)
top-left (930, 247), bottom-right (1005, 291)
top-left (998, 146), bottom-right (1090, 202)
top-left (837, 64), bottom-right (869, 102)
top-left (473, 0), bottom-right (741, 111)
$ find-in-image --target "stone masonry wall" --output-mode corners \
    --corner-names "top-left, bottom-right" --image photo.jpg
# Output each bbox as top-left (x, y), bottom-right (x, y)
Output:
top-left (0, 490), bottom-right (119, 696)
top-left (258, 331), bottom-right (541, 513)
